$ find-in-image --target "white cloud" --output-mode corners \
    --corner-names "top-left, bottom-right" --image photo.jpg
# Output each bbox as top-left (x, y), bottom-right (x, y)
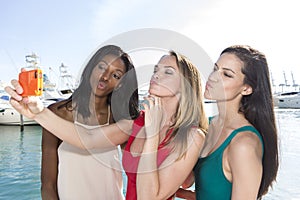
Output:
top-left (1, 0), bottom-right (299, 86)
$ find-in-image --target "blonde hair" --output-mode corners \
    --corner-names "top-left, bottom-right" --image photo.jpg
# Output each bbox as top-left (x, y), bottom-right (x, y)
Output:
top-left (167, 51), bottom-right (208, 158)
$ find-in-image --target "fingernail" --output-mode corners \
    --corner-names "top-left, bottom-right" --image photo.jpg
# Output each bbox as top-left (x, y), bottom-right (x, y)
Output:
top-left (16, 86), bottom-right (23, 94)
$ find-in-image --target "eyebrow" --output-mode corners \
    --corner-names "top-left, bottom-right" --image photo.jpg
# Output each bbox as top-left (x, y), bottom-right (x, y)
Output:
top-left (155, 64), bottom-right (175, 69)
top-left (99, 60), bottom-right (109, 66)
top-left (100, 60), bottom-right (125, 73)
top-left (215, 63), bottom-right (236, 74)
top-left (115, 69), bottom-right (125, 74)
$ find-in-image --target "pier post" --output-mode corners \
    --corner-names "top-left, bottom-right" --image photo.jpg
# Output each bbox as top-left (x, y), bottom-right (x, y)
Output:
top-left (20, 114), bottom-right (24, 131)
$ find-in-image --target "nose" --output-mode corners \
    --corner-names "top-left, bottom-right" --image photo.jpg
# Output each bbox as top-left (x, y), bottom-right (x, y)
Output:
top-left (152, 72), bottom-right (159, 79)
top-left (101, 70), bottom-right (110, 81)
top-left (208, 70), bottom-right (219, 82)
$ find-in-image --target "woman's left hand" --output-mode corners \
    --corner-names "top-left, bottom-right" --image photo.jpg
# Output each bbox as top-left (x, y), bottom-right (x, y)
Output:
top-left (143, 95), bottom-right (163, 138)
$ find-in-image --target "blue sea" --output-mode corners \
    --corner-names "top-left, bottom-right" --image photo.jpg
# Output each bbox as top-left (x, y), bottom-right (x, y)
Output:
top-left (0, 109), bottom-right (300, 200)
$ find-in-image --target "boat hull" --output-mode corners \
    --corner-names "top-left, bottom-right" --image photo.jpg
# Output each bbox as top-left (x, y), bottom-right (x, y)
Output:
top-left (0, 92), bottom-right (61, 125)
top-left (274, 92), bottom-right (300, 108)
top-left (0, 107), bottom-right (38, 125)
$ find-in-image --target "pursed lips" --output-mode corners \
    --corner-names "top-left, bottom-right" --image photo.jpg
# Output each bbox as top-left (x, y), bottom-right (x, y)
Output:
top-left (97, 80), bottom-right (107, 89)
top-left (205, 82), bottom-right (212, 90)
top-left (150, 79), bottom-right (158, 85)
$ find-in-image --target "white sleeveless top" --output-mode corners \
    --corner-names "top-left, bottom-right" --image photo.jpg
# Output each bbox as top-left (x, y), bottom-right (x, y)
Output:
top-left (57, 109), bottom-right (124, 200)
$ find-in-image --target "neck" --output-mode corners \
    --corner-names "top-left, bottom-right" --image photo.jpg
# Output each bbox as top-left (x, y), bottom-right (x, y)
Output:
top-left (89, 94), bottom-right (109, 115)
top-left (216, 99), bottom-right (242, 125)
top-left (160, 95), bottom-right (179, 126)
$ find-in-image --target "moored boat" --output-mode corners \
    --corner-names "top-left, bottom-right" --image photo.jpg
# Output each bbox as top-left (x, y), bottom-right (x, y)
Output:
top-left (274, 91), bottom-right (300, 109)
top-left (0, 93), bottom-right (58, 125)
top-left (0, 54), bottom-right (77, 125)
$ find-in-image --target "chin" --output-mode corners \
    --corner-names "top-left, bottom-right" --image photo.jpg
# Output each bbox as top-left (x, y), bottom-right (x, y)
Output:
top-left (204, 91), bottom-right (212, 100)
top-left (148, 89), bottom-right (157, 96)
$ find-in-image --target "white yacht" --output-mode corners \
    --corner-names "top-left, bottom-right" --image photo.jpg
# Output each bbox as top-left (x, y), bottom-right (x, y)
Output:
top-left (0, 54), bottom-right (77, 125)
top-left (272, 71), bottom-right (300, 109)
top-left (274, 91), bottom-right (300, 109)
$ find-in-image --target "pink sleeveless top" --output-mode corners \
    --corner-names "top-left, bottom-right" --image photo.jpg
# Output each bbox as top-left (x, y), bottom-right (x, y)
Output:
top-left (122, 111), bottom-right (174, 200)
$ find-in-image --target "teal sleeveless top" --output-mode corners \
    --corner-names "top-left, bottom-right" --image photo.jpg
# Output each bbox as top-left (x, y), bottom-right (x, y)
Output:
top-left (193, 126), bottom-right (264, 200)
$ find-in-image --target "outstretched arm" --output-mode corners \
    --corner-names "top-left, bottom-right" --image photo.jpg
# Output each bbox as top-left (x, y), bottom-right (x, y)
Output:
top-left (35, 108), bottom-right (131, 149)
top-left (5, 80), bottom-right (132, 150)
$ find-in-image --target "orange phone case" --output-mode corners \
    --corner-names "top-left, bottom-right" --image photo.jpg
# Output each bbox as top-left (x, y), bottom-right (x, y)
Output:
top-left (19, 69), bottom-right (43, 96)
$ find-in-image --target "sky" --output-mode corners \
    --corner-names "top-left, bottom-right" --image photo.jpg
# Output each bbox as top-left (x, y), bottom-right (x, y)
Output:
top-left (1, 0), bottom-right (300, 92)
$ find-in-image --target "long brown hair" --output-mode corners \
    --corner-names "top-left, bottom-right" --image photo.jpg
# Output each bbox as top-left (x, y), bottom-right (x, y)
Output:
top-left (221, 45), bottom-right (279, 198)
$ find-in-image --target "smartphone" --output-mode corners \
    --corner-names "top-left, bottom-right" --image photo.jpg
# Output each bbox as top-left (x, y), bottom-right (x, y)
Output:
top-left (19, 69), bottom-right (43, 96)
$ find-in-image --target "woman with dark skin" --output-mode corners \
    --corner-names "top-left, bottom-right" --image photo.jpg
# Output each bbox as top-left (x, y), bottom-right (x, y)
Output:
top-left (40, 45), bottom-right (139, 200)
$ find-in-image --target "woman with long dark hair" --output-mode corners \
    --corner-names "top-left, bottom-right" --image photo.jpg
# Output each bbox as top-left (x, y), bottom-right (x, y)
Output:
top-left (41, 45), bottom-right (139, 199)
top-left (193, 45), bottom-right (279, 199)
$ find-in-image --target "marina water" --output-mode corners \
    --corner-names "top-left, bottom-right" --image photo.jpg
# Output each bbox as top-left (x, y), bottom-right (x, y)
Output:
top-left (0, 109), bottom-right (299, 199)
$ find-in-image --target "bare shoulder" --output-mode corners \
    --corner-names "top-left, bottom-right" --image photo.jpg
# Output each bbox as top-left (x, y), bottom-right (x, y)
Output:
top-left (228, 130), bottom-right (263, 159)
top-left (232, 130), bottom-right (261, 147)
top-left (189, 127), bottom-right (205, 147)
top-left (48, 99), bottom-right (73, 121)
